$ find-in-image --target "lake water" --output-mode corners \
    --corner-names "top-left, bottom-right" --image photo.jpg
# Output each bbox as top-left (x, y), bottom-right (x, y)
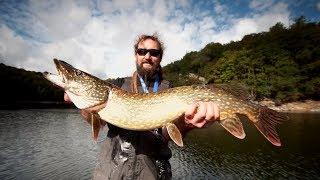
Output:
top-left (0, 109), bottom-right (319, 179)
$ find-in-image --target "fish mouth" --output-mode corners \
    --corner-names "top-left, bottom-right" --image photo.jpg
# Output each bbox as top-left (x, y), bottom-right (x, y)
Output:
top-left (43, 59), bottom-right (74, 88)
top-left (42, 70), bottom-right (65, 88)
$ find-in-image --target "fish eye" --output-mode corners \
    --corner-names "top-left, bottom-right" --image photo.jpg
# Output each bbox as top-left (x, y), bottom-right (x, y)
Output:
top-left (76, 70), bottom-right (82, 76)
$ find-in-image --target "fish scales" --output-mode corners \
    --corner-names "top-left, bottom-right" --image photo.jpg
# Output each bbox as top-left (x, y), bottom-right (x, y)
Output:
top-left (102, 85), bottom-right (261, 130)
top-left (44, 59), bottom-right (288, 147)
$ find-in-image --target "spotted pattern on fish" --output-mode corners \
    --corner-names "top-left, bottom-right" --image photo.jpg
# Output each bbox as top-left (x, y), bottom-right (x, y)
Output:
top-left (44, 59), bottom-right (288, 147)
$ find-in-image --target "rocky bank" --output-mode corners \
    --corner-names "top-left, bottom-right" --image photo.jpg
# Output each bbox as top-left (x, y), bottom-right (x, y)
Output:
top-left (258, 99), bottom-right (320, 113)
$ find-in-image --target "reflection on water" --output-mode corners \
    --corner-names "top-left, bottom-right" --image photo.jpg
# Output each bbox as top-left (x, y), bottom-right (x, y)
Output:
top-left (0, 110), bottom-right (319, 179)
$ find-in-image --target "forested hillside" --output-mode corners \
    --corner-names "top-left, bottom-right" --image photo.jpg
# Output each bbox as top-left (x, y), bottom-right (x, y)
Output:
top-left (0, 63), bottom-right (65, 108)
top-left (163, 17), bottom-right (320, 103)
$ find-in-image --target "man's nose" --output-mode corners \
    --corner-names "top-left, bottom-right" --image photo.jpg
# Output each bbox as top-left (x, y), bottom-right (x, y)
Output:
top-left (145, 52), bottom-right (151, 58)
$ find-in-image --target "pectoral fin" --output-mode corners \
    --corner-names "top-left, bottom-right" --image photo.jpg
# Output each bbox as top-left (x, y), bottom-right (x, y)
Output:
top-left (90, 113), bottom-right (102, 141)
top-left (165, 123), bottom-right (183, 147)
top-left (219, 115), bottom-right (245, 139)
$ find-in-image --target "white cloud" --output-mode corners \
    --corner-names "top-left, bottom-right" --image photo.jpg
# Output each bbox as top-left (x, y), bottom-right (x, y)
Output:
top-left (317, 2), bottom-right (320, 11)
top-left (210, 2), bottom-right (290, 44)
top-left (29, 0), bottom-right (92, 41)
top-left (1, 0), bottom-right (214, 78)
top-left (0, 25), bottom-right (33, 68)
top-left (0, 0), bottom-right (292, 78)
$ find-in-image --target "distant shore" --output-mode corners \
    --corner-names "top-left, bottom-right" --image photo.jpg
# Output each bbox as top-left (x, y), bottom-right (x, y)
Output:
top-left (259, 99), bottom-right (320, 113)
top-left (0, 101), bottom-right (75, 110)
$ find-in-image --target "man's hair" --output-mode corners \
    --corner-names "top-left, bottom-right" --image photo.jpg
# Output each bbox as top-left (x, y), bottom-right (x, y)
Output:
top-left (134, 33), bottom-right (165, 59)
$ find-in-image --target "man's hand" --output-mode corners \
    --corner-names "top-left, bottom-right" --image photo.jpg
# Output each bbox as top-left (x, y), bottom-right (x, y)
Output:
top-left (64, 93), bottom-right (72, 102)
top-left (185, 101), bottom-right (220, 128)
top-left (171, 101), bottom-right (219, 139)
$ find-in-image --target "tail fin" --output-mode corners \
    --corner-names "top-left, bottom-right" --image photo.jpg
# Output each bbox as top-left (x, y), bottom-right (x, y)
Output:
top-left (254, 106), bottom-right (288, 146)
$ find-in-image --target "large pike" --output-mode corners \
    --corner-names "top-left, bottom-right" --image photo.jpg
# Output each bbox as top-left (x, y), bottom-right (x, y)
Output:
top-left (44, 59), bottom-right (287, 147)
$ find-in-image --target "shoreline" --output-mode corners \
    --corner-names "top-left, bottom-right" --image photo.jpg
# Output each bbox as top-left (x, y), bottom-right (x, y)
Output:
top-left (0, 101), bottom-right (75, 110)
top-left (258, 99), bottom-right (320, 113)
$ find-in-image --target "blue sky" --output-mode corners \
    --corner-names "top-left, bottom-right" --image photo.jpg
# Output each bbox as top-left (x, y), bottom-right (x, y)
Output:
top-left (0, 0), bottom-right (319, 78)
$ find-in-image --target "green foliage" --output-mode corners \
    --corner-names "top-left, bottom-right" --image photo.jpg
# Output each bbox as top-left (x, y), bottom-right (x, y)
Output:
top-left (163, 17), bottom-right (320, 103)
top-left (304, 77), bottom-right (320, 99)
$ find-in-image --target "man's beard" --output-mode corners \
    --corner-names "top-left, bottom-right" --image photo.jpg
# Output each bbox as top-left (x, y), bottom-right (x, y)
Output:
top-left (136, 63), bottom-right (160, 80)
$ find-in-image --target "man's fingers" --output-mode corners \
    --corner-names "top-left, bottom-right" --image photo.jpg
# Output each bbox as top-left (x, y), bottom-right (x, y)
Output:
top-left (205, 102), bottom-right (215, 121)
top-left (64, 93), bottom-right (71, 102)
top-left (185, 103), bottom-right (198, 120)
top-left (190, 102), bottom-right (206, 124)
top-left (213, 103), bottom-right (220, 121)
top-left (193, 120), bottom-right (206, 128)
top-left (184, 101), bottom-right (220, 129)
top-left (204, 102), bottom-right (220, 122)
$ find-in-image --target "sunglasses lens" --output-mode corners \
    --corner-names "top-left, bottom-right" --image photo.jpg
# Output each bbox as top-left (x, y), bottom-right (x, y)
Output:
top-left (149, 49), bottom-right (160, 57)
top-left (136, 49), bottom-right (160, 57)
top-left (137, 49), bottom-right (147, 56)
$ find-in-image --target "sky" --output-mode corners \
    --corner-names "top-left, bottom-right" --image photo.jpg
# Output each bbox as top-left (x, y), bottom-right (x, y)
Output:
top-left (0, 0), bottom-right (319, 78)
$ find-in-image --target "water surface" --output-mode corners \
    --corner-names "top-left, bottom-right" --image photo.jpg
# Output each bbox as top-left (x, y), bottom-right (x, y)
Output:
top-left (171, 113), bottom-right (320, 179)
top-left (0, 110), bottom-right (319, 179)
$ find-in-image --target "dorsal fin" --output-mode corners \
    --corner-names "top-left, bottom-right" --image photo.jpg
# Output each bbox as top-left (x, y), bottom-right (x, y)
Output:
top-left (210, 83), bottom-right (255, 101)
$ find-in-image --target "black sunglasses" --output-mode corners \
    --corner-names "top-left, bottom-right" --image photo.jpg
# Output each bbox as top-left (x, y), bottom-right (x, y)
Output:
top-left (136, 48), bottom-right (161, 57)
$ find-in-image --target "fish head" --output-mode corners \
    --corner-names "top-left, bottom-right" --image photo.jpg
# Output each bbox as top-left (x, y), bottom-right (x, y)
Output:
top-left (44, 59), bottom-right (110, 109)
top-left (55, 59), bottom-right (92, 90)
top-left (54, 58), bottom-right (82, 85)
top-left (44, 59), bottom-right (92, 91)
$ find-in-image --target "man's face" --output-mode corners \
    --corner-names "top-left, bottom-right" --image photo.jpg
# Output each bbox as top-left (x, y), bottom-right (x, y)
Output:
top-left (135, 39), bottom-right (161, 75)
